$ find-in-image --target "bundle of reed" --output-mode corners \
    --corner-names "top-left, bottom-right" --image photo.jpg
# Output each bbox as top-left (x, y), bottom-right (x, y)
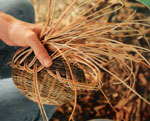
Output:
top-left (11, 0), bottom-right (150, 121)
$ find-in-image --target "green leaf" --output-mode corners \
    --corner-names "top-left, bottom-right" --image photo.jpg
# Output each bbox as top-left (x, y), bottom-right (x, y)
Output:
top-left (137, 0), bottom-right (150, 9)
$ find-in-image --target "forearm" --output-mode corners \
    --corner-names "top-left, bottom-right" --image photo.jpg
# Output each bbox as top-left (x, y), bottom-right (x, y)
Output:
top-left (0, 12), bottom-right (16, 41)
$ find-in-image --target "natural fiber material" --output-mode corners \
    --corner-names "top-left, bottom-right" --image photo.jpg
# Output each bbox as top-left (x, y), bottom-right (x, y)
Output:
top-left (11, 0), bottom-right (150, 121)
top-left (11, 49), bottom-right (96, 105)
top-left (12, 68), bottom-right (75, 105)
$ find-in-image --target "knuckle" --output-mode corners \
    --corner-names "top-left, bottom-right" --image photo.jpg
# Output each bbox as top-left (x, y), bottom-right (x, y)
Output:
top-left (25, 32), bottom-right (37, 45)
top-left (25, 31), bottom-right (36, 39)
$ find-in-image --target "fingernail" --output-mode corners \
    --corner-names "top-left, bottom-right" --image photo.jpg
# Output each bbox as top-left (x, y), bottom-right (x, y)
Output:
top-left (43, 58), bottom-right (52, 67)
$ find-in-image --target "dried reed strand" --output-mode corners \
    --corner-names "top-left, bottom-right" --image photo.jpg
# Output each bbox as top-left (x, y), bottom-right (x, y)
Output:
top-left (11, 0), bottom-right (150, 120)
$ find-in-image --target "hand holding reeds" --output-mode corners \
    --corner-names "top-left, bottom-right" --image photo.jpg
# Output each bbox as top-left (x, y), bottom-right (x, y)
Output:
top-left (0, 12), bottom-right (52, 67)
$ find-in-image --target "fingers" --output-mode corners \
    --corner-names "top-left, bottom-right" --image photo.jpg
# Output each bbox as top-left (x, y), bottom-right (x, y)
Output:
top-left (8, 20), bottom-right (52, 67)
top-left (26, 31), bottom-right (52, 67)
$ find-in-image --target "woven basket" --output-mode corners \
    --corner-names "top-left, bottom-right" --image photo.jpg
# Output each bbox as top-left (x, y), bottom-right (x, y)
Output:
top-left (11, 47), bottom-right (96, 105)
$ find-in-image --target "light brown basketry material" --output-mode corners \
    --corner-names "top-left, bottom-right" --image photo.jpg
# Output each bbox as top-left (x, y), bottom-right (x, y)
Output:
top-left (11, 0), bottom-right (150, 121)
top-left (11, 47), bottom-right (101, 104)
top-left (12, 68), bottom-right (75, 105)
top-left (11, 48), bottom-right (99, 105)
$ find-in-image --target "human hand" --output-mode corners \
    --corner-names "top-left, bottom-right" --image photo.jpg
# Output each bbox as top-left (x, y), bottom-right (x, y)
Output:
top-left (0, 12), bottom-right (52, 67)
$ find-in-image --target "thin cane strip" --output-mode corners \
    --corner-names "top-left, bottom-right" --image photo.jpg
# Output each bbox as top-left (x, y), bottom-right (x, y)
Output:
top-left (108, 33), bottom-right (144, 38)
top-left (49, 45), bottom-right (73, 60)
top-left (37, 65), bottom-right (45, 72)
top-left (87, 54), bottom-right (109, 65)
top-left (47, 69), bottom-right (57, 79)
top-left (56, 69), bottom-right (66, 84)
top-left (33, 65), bottom-right (45, 121)
top-left (131, 45), bottom-right (150, 53)
top-left (46, 41), bottom-right (70, 53)
top-left (48, 0), bottom-right (103, 37)
top-left (44, 23), bottom-right (118, 44)
top-left (61, 51), bottom-right (77, 121)
top-left (54, 62), bottom-right (98, 88)
top-left (19, 49), bottom-right (33, 64)
top-left (66, 51), bottom-right (102, 77)
top-left (81, 27), bottom-right (143, 38)
top-left (69, 55), bottom-right (97, 75)
top-left (52, 42), bottom-right (102, 63)
top-left (13, 48), bottom-right (31, 64)
top-left (95, 13), bottom-right (137, 37)
top-left (40, 0), bottom-right (56, 41)
top-left (24, 62), bottom-right (34, 73)
top-left (70, 57), bottom-right (100, 83)
top-left (46, 44), bottom-right (77, 121)
top-left (121, 60), bottom-right (136, 97)
top-left (28, 56), bottom-right (37, 67)
top-left (106, 24), bottom-right (150, 45)
top-left (10, 62), bottom-right (16, 68)
top-left (56, 69), bottom-right (97, 90)
top-left (131, 47), bottom-right (150, 66)
top-left (49, 24), bottom-right (117, 43)
top-left (62, 45), bottom-right (141, 85)
top-left (12, 47), bottom-right (28, 61)
top-left (49, 68), bottom-right (96, 89)
top-left (70, 2), bottom-right (123, 28)
top-left (113, 63), bottom-right (133, 85)
top-left (45, 2), bottom-right (123, 41)
top-left (54, 8), bottom-right (124, 42)
top-left (97, 83), bottom-right (118, 114)
top-left (71, 25), bottom-right (119, 39)
top-left (50, 49), bottom-right (70, 61)
top-left (15, 61), bottom-right (25, 70)
top-left (49, 0), bottom-right (55, 26)
top-left (98, 60), bottom-right (150, 105)
top-left (47, 0), bottom-right (77, 35)
top-left (40, 0), bottom-right (52, 38)
top-left (33, 64), bottom-right (49, 121)
top-left (91, 36), bottom-right (127, 46)
top-left (113, 59), bottom-right (135, 85)
top-left (65, 2), bottom-right (123, 32)
top-left (89, 40), bottom-right (149, 54)
top-left (64, 23), bottom-right (127, 45)
top-left (77, 0), bottom-right (99, 8)
top-left (131, 18), bottom-right (150, 22)
top-left (68, 54), bottom-right (100, 83)
top-left (12, 61), bottom-right (20, 69)
top-left (69, 53), bottom-right (99, 76)
top-left (124, 21), bottom-right (150, 27)
top-left (110, 45), bottom-right (150, 66)
top-left (84, 44), bottom-right (147, 65)
top-left (52, 43), bottom-right (102, 81)
top-left (126, 78), bottom-right (134, 98)
top-left (113, 53), bottom-right (135, 84)
top-left (44, 0), bottom-right (78, 42)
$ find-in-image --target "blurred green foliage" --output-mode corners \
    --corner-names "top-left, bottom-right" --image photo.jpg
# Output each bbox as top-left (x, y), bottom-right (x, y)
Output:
top-left (137, 0), bottom-right (150, 9)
